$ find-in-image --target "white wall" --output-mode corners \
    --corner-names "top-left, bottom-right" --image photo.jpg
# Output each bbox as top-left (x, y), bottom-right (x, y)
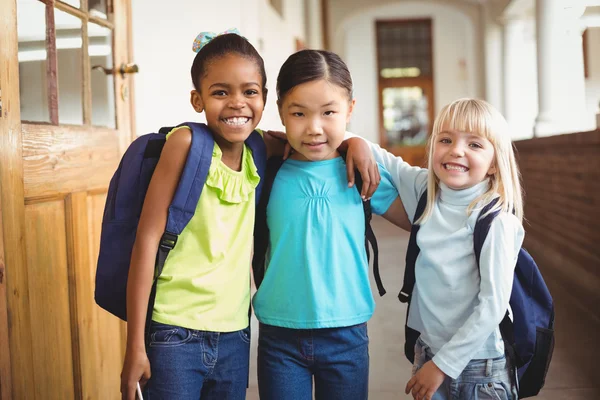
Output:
top-left (131, 0), bottom-right (307, 135)
top-left (336, 2), bottom-right (480, 144)
top-left (585, 27), bottom-right (600, 126)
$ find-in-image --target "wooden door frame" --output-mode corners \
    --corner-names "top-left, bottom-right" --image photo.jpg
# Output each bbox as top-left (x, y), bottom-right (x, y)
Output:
top-left (0, 0), bottom-right (30, 398)
top-left (375, 18), bottom-right (435, 156)
top-left (0, 0), bottom-right (134, 397)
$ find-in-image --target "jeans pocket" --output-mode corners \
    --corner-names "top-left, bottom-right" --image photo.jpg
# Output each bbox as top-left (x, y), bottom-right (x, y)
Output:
top-left (238, 327), bottom-right (251, 344)
top-left (149, 323), bottom-right (193, 347)
top-left (356, 322), bottom-right (369, 342)
top-left (474, 381), bottom-right (511, 400)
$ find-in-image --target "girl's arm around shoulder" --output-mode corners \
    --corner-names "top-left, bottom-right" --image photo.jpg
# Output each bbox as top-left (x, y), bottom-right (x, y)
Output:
top-left (258, 128), bottom-right (287, 159)
top-left (370, 164), bottom-right (411, 231)
top-left (343, 132), bottom-right (428, 220)
top-left (120, 127), bottom-right (191, 399)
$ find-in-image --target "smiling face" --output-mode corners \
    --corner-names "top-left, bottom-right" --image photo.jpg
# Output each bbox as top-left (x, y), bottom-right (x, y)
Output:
top-left (431, 128), bottom-right (496, 190)
top-left (279, 79), bottom-right (355, 161)
top-left (190, 53), bottom-right (265, 147)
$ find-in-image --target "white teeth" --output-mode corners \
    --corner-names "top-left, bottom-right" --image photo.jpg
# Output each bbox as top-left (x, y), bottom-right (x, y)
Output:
top-left (444, 164), bottom-right (468, 172)
top-left (223, 117), bottom-right (249, 126)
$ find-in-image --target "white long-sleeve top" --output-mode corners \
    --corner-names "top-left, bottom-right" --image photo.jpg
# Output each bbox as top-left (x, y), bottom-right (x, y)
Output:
top-left (360, 139), bottom-right (524, 379)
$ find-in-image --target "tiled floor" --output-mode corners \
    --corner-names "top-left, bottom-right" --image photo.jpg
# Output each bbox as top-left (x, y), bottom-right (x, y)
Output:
top-left (246, 216), bottom-right (600, 399)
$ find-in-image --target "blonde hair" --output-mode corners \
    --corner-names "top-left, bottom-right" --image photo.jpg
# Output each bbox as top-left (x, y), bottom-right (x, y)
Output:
top-left (417, 98), bottom-right (523, 224)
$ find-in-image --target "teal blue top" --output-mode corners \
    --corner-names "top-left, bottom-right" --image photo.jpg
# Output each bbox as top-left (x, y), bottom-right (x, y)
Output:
top-left (252, 157), bottom-right (397, 329)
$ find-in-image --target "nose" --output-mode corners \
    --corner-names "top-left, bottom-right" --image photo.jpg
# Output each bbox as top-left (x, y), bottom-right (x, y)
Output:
top-left (450, 143), bottom-right (465, 157)
top-left (228, 93), bottom-right (245, 109)
top-left (307, 117), bottom-right (324, 135)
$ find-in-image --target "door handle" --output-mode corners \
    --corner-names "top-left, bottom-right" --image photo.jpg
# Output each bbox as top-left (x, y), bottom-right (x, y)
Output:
top-left (92, 63), bottom-right (139, 77)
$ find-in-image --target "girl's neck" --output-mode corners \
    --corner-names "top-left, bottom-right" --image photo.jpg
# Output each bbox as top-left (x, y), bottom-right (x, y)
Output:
top-left (214, 135), bottom-right (244, 171)
top-left (438, 179), bottom-right (490, 206)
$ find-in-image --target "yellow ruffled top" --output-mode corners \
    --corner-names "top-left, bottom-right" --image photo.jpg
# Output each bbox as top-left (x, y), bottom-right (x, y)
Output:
top-left (206, 142), bottom-right (261, 204)
top-left (153, 126), bottom-right (262, 332)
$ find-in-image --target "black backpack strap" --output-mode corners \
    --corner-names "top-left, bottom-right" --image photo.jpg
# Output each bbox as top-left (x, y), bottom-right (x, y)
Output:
top-left (252, 156), bottom-right (285, 289)
top-left (400, 190), bottom-right (428, 363)
top-left (473, 198), bottom-right (500, 265)
top-left (398, 190), bottom-right (428, 303)
top-left (354, 172), bottom-right (385, 296)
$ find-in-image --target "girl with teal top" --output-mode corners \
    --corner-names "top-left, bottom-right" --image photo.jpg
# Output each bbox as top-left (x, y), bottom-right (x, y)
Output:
top-left (119, 31), bottom-right (380, 400)
top-left (253, 50), bottom-right (411, 400)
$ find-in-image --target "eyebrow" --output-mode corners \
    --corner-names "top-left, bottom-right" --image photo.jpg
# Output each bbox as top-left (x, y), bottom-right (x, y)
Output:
top-left (440, 130), bottom-right (481, 139)
top-left (208, 82), bottom-right (260, 90)
top-left (287, 101), bottom-right (338, 109)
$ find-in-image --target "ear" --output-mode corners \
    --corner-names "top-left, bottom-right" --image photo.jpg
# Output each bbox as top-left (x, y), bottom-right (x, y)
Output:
top-left (277, 100), bottom-right (285, 126)
top-left (262, 88), bottom-right (268, 110)
top-left (487, 163), bottom-right (497, 176)
top-left (346, 98), bottom-right (357, 123)
top-left (190, 90), bottom-right (204, 113)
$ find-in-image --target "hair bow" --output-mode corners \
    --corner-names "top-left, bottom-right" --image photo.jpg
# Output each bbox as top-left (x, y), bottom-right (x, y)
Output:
top-left (192, 28), bottom-right (242, 53)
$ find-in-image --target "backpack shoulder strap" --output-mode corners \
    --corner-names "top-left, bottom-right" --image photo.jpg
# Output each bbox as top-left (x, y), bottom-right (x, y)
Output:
top-left (244, 130), bottom-right (267, 201)
top-left (398, 190), bottom-right (428, 303)
top-left (472, 198), bottom-right (500, 265)
top-left (156, 122), bottom-right (214, 275)
top-left (472, 198), bottom-right (516, 358)
top-left (354, 172), bottom-right (385, 296)
top-left (252, 156), bottom-right (285, 289)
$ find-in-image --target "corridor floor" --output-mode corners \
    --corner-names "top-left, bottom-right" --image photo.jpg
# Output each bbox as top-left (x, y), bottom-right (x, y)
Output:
top-left (247, 216), bottom-right (600, 399)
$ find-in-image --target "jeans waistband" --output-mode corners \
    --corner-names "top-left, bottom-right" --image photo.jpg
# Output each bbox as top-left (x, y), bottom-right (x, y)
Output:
top-left (416, 337), bottom-right (511, 380)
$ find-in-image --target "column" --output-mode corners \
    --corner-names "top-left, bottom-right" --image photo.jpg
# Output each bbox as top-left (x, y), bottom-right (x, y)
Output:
top-left (535, 0), bottom-right (587, 136)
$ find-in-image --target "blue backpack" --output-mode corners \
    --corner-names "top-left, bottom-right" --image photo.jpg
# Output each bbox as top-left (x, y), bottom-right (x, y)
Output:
top-left (399, 191), bottom-right (554, 398)
top-left (95, 122), bottom-right (267, 323)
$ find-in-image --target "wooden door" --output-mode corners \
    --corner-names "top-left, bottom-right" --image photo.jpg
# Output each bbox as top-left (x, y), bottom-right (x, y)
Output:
top-left (0, 0), bottom-right (134, 398)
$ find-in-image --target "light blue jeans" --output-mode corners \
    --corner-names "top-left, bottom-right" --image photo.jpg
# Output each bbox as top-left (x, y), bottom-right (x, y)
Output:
top-left (413, 337), bottom-right (519, 400)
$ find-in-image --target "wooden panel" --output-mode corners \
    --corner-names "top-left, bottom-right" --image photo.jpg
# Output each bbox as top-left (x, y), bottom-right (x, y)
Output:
top-left (46, 1), bottom-right (59, 125)
top-left (88, 192), bottom-right (125, 399)
top-left (22, 124), bottom-right (120, 199)
top-left (113, 0), bottom-right (135, 149)
top-left (81, 0), bottom-right (93, 126)
top-left (0, 187), bottom-right (12, 400)
top-left (0, 0), bottom-right (34, 398)
top-left (25, 200), bottom-right (76, 399)
top-left (65, 192), bottom-right (91, 400)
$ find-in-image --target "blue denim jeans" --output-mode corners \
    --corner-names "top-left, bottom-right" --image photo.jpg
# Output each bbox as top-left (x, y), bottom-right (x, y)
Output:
top-left (413, 337), bottom-right (519, 400)
top-left (143, 321), bottom-right (250, 400)
top-left (257, 322), bottom-right (370, 400)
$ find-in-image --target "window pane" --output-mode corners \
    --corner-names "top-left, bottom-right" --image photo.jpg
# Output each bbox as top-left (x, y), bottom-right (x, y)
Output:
top-left (382, 87), bottom-right (429, 147)
top-left (56, 8), bottom-right (83, 125)
top-left (89, 23), bottom-right (116, 128)
top-left (88, 0), bottom-right (108, 18)
top-left (58, 0), bottom-right (82, 9)
top-left (377, 21), bottom-right (432, 77)
top-left (17, 0), bottom-right (50, 123)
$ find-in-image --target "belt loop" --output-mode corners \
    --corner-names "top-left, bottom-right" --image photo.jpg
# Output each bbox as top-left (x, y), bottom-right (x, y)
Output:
top-left (485, 358), bottom-right (493, 377)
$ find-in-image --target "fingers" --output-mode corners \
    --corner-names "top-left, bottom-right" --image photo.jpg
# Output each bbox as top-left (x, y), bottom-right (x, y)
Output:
top-left (358, 164), bottom-right (371, 199)
top-left (121, 383), bottom-right (136, 400)
top-left (405, 376), bottom-right (416, 394)
top-left (411, 383), bottom-right (422, 399)
top-left (416, 385), bottom-right (429, 400)
top-left (366, 162), bottom-right (381, 199)
top-left (346, 156), bottom-right (356, 188)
